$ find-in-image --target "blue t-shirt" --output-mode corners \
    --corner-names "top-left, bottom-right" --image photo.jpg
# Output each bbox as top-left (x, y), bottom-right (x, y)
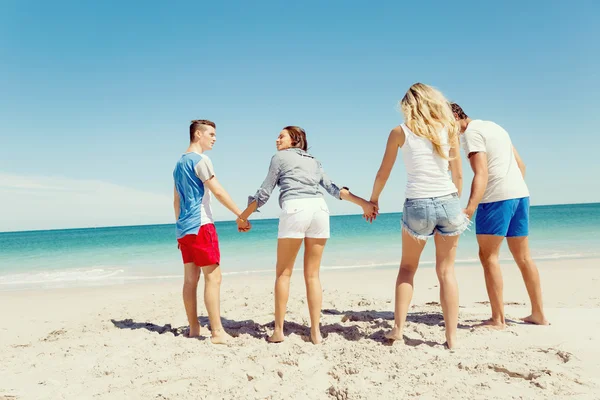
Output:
top-left (173, 152), bottom-right (215, 238)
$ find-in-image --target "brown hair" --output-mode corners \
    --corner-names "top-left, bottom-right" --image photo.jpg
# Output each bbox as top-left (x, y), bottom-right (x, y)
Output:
top-left (450, 103), bottom-right (468, 120)
top-left (189, 119), bottom-right (216, 142)
top-left (283, 126), bottom-right (308, 151)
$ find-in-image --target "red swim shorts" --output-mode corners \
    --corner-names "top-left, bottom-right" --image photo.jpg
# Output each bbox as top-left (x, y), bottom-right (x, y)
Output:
top-left (177, 223), bottom-right (221, 267)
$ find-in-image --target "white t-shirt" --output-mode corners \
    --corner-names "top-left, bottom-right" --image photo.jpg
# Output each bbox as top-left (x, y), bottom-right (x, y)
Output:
top-left (194, 155), bottom-right (215, 226)
top-left (462, 120), bottom-right (529, 204)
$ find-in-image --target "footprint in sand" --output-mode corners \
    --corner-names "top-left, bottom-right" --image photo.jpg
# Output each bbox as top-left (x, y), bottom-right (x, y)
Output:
top-left (42, 329), bottom-right (67, 342)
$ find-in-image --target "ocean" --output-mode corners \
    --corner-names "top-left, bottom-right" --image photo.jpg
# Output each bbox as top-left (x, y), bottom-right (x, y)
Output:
top-left (1, 203), bottom-right (599, 291)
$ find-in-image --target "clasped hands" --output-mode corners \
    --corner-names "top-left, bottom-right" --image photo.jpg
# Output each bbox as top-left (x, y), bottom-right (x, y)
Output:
top-left (362, 200), bottom-right (379, 223)
top-left (236, 217), bottom-right (251, 232)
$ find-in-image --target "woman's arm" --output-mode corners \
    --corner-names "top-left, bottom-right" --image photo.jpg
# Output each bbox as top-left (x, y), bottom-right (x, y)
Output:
top-left (237, 155), bottom-right (281, 230)
top-left (340, 188), bottom-right (379, 222)
top-left (319, 164), bottom-right (378, 221)
top-left (319, 164), bottom-right (342, 200)
top-left (248, 155), bottom-right (281, 208)
top-left (369, 126), bottom-right (404, 206)
top-left (238, 200), bottom-right (258, 225)
top-left (448, 135), bottom-right (463, 197)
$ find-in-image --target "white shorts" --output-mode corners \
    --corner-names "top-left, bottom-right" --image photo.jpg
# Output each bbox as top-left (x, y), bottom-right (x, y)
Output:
top-left (278, 197), bottom-right (330, 239)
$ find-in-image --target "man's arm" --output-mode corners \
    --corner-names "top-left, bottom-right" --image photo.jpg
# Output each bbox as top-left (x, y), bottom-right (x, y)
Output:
top-left (194, 156), bottom-right (247, 226)
top-left (203, 177), bottom-right (244, 218)
top-left (465, 152), bottom-right (489, 219)
top-left (448, 135), bottom-right (463, 197)
top-left (173, 186), bottom-right (180, 220)
top-left (513, 146), bottom-right (526, 178)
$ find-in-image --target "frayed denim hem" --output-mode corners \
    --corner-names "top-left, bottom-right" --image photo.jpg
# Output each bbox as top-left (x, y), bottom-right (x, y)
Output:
top-left (401, 220), bottom-right (433, 241)
top-left (436, 213), bottom-right (472, 237)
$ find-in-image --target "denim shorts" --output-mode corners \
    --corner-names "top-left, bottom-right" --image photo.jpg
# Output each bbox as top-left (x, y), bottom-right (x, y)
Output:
top-left (402, 193), bottom-right (470, 240)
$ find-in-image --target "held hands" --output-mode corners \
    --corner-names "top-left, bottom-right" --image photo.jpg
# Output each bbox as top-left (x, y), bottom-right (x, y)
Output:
top-left (340, 188), bottom-right (379, 223)
top-left (236, 217), bottom-right (251, 232)
top-left (362, 200), bottom-right (379, 223)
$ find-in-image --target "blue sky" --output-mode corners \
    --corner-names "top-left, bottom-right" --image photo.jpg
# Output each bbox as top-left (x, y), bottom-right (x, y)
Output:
top-left (1, 1), bottom-right (598, 231)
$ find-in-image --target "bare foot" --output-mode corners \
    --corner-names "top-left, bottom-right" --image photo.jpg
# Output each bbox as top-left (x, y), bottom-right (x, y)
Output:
top-left (268, 330), bottom-right (285, 343)
top-left (310, 330), bottom-right (323, 345)
top-left (384, 327), bottom-right (403, 341)
top-left (445, 334), bottom-right (458, 350)
top-left (187, 324), bottom-right (201, 338)
top-left (210, 329), bottom-right (232, 345)
top-left (476, 319), bottom-right (506, 330)
top-left (522, 314), bottom-right (549, 325)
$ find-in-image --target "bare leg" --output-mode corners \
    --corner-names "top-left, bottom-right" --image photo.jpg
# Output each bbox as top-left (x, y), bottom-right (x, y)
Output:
top-left (202, 264), bottom-right (231, 344)
top-left (385, 229), bottom-right (427, 341)
top-left (507, 236), bottom-right (548, 325)
top-left (183, 262), bottom-right (201, 337)
top-left (477, 235), bottom-right (506, 328)
top-left (434, 233), bottom-right (460, 349)
top-left (303, 238), bottom-right (327, 344)
top-left (268, 238), bottom-right (303, 343)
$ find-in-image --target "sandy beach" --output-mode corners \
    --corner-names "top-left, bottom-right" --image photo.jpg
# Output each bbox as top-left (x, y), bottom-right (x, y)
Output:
top-left (1, 258), bottom-right (599, 399)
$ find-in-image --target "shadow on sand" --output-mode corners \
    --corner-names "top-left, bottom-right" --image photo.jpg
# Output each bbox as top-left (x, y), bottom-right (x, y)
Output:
top-left (112, 307), bottom-right (473, 346)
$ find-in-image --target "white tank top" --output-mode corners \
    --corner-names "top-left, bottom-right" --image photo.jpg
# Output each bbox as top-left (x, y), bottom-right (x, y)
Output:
top-left (400, 123), bottom-right (458, 199)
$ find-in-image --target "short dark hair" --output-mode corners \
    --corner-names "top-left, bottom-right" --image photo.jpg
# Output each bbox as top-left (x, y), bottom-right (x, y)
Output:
top-left (450, 103), bottom-right (468, 120)
top-left (283, 126), bottom-right (308, 151)
top-left (189, 119), bottom-right (216, 142)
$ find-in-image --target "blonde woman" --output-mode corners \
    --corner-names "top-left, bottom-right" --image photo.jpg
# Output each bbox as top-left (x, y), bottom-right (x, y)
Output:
top-left (369, 83), bottom-right (468, 349)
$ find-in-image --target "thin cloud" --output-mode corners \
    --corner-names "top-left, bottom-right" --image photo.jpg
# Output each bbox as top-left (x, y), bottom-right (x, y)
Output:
top-left (0, 173), bottom-right (173, 232)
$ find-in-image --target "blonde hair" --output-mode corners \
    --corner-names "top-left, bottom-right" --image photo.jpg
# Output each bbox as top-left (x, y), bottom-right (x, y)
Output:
top-left (400, 83), bottom-right (459, 159)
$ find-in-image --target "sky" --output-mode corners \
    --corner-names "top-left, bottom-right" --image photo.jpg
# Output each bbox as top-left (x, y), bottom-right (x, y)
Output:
top-left (1, 0), bottom-right (599, 232)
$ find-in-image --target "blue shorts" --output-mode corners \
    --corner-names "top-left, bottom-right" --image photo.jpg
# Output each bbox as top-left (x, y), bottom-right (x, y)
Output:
top-left (402, 193), bottom-right (470, 240)
top-left (475, 197), bottom-right (530, 237)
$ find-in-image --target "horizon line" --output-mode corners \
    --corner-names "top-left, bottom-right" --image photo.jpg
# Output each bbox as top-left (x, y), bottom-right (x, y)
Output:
top-left (1, 200), bottom-right (598, 234)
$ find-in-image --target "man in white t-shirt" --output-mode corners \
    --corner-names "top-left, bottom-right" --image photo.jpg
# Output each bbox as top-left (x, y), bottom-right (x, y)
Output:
top-left (451, 103), bottom-right (548, 328)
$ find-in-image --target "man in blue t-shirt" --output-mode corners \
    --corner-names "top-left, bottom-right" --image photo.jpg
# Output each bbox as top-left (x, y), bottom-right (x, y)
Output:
top-left (173, 119), bottom-right (250, 344)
